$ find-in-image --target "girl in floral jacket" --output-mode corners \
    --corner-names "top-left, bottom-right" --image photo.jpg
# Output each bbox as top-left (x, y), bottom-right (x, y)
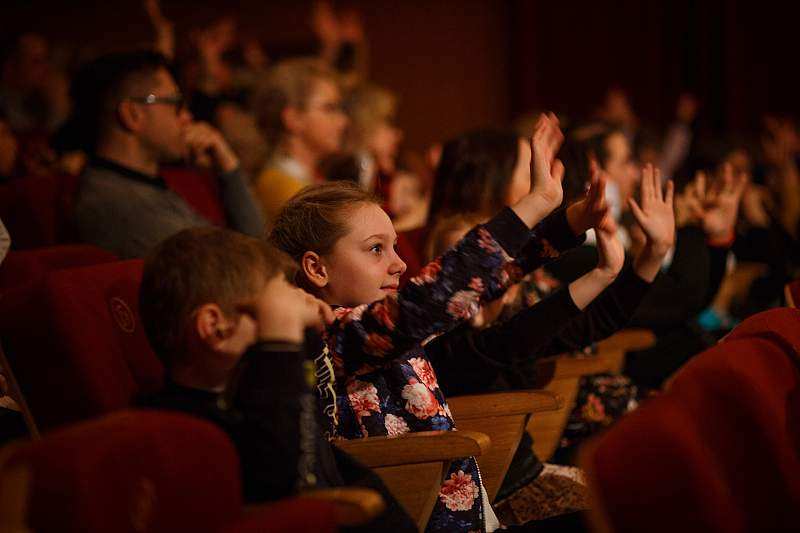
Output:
top-left (270, 114), bottom-right (614, 532)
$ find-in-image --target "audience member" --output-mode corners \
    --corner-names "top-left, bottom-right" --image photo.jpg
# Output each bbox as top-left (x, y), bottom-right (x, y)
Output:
top-left (253, 58), bottom-right (348, 221)
top-left (137, 227), bottom-right (415, 532)
top-left (66, 51), bottom-right (263, 259)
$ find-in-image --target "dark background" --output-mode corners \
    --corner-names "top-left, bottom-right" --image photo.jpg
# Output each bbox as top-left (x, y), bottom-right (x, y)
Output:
top-left (3, 0), bottom-right (799, 150)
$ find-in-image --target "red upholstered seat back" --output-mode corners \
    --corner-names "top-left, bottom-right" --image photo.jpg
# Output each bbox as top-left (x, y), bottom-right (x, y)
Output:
top-left (583, 390), bottom-right (744, 532)
top-left (5, 410), bottom-right (242, 533)
top-left (0, 174), bottom-right (79, 249)
top-left (583, 329), bottom-right (800, 532)
top-left (0, 244), bottom-right (116, 293)
top-left (161, 166), bottom-right (226, 226)
top-left (668, 338), bottom-right (800, 531)
top-left (3, 260), bottom-right (163, 430)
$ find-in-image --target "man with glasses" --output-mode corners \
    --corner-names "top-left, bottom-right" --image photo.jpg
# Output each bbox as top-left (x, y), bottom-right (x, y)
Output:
top-left (67, 51), bottom-right (264, 259)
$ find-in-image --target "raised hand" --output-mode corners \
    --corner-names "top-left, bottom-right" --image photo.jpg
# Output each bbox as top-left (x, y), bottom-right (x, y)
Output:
top-left (628, 164), bottom-right (675, 255)
top-left (566, 159), bottom-right (610, 235)
top-left (595, 212), bottom-right (624, 279)
top-left (701, 163), bottom-right (748, 241)
top-left (674, 171), bottom-right (707, 228)
top-left (510, 112), bottom-right (565, 228)
top-left (530, 112), bottom-right (565, 208)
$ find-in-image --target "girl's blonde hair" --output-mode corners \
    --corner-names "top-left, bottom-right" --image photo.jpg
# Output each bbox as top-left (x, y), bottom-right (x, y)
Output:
top-left (344, 83), bottom-right (396, 151)
top-left (252, 57), bottom-right (339, 155)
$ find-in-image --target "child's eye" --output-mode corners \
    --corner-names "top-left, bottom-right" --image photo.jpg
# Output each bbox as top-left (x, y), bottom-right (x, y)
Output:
top-left (370, 244), bottom-right (383, 255)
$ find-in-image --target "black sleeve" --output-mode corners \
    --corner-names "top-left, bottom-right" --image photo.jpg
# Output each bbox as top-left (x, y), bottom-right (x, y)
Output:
top-left (629, 225), bottom-right (711, 331)
top-left (428, 266), bottom-right (651, 395)
top-left (232, 341), bottom-right (324, 502)
top-left (427, 288), bottom-right (581, 396)
top-left (537, 265), bottom-right (652, 354)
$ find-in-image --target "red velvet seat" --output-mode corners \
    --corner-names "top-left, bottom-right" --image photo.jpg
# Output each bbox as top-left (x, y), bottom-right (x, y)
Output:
top-left (582, 331), bottom-right (800, 532)
top-left (1, 409), bottom-right (337, 533)
top-left (161, 166), bottom-right (226, 227)
top-left (668, 338), bottom-right (800, 531)
top-left (2, 260), bottom-right (164, 430)
top-left (0, 244), bottom-right (116, 293)
top-left (0, 174), bottom-right (79, 249)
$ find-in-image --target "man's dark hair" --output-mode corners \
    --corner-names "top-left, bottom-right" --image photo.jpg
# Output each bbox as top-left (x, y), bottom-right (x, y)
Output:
top-left (53, 50), bottom-right (172, 152)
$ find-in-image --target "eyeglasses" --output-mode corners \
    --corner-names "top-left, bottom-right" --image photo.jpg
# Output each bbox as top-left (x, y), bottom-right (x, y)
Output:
top-left (126, 93), bottom-right (186, 113)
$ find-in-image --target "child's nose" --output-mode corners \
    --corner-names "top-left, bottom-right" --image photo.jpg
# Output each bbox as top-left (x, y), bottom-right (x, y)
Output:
top-left (390, 251), bottom-right (407, 276)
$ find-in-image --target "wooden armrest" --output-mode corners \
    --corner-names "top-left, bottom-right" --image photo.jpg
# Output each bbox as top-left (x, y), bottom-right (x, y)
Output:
top-left (595, 328), bottom-right (656, 353)
top-left (447, 390), bottom-right (561, 502)
top-left (448, 390), bottom-right (562, 419)
top-left (300, 488), bottom-right (386, 527)
top-left (335, 431), bottom-right (491, 530)
top-left (334, 430), bottom-right (490, 468)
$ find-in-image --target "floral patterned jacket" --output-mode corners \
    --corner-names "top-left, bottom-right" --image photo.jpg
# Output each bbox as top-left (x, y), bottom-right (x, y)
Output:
top-left (318, 207), bottom-right (581, 532)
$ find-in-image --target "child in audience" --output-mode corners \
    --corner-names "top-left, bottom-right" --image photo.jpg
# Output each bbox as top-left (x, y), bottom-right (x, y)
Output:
top-left (422, 163), bottom-right (675, 524)
top-left (137, 226), bottom-right (416, 532)
top-left (269, 114), bottom-right (641, 531)
top-left (252, 58), bottom-right (348, 221)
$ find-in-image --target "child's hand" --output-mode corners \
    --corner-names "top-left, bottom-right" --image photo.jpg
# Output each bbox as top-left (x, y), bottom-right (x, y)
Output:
top-left (674, 171), bottom-right (707, 228)
top-left (701, 163), bottom-right (748, 242)
top-left (530, 112), bottom-right (565, 211)
top-left (566, 160), bottom-right (610, 235)
top-left (628, 164), bottom-right (675, 256)
top-left (512, 113), bottom-right (565, 228)
top-left (240, 281), bottom-right (334, 344)
top-left (595, 214), bottom-right (624, 279)
top-left (629, 164), bottom-right (675, 282)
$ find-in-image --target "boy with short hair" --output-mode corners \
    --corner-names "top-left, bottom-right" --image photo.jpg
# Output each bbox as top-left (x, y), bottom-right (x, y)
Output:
top-left (138, 227), bottom-right (414, 531)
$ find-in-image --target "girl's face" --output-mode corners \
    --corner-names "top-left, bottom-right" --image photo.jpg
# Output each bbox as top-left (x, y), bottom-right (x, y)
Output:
top-left (318, 203), bottom-right (407, 307)
top-left (505, 138), bottom-right (532, 206)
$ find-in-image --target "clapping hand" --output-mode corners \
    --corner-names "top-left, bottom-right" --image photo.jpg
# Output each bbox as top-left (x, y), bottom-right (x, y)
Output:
top-left (628, 164), bottom-right (675, 255)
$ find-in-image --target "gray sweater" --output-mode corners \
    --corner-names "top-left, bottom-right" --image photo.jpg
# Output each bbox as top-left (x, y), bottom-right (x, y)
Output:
top-left (72, 158), bottom-right (265, 259)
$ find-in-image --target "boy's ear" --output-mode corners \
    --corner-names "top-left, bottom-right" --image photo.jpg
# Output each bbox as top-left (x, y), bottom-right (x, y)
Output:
top-left (194, 303), bottom-right (235, 350)
top-left (301, 251), bottom-right (328, 289)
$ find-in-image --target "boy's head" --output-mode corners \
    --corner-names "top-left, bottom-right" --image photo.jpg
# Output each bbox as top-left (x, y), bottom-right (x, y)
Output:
top-left (140, 227), bottom-right (294, 374)
top-left (269, 181), bottom-right (406, 308)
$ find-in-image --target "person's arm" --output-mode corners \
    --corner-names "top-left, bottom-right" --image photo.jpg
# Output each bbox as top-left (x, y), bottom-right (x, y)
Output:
top-left (331, 115), bottom-right (568, 367)
top-left (184, 122), bottom-right (265, 236)
top-left (233, 341), bottom-right (314, 501)
top-left (629, 226), bottom-right (710, 329)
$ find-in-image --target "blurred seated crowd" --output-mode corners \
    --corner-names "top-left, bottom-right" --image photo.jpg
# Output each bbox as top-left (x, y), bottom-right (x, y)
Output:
top-left (1, 1), bottom-right (799, 532)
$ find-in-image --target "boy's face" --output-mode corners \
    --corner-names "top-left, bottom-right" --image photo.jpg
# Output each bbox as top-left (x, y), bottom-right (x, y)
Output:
top-left (318, 203), bottom-right (407, 307)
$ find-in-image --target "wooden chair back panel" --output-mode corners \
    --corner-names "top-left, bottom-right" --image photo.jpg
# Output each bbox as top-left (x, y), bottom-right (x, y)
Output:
top-left (527, 377), bottom-right (580, 461)
top-left (450, 414), bottom-right (527, 502)
top-left (448, 391), bottom-right (561, 502)
top-left (371, 462), bottom-right (447, 532)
